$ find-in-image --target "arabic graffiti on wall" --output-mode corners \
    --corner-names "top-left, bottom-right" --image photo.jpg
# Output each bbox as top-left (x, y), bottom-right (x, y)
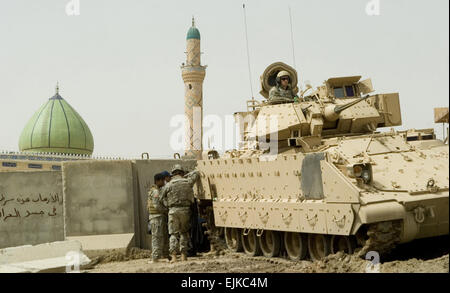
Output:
top-left (0, 193), bottom-right (63, 222)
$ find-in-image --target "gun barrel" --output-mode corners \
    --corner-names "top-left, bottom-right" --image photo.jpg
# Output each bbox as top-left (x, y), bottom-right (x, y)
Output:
top-left (334, 95), bottom-right (371, 114)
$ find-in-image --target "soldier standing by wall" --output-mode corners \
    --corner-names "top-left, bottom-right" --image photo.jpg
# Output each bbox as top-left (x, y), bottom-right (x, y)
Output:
top-left (158, 164), bottom-right (199, 262)
top-left (147, 173), bottom-right (169, 263)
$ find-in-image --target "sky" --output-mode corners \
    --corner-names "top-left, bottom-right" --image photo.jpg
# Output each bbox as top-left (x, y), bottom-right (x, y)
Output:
top-left (0, 0), bottom-right (448, 158)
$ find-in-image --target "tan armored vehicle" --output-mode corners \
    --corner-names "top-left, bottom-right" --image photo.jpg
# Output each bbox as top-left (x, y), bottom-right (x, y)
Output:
top-left (195, 62), bottom-right (449, 261)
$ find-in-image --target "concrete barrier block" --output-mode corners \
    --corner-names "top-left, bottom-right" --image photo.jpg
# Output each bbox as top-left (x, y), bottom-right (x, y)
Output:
top-left (66, 233), bottom-right (136, 260)
top-left (62, 160), bottom-right (136, 240)
top-left (66, 233), bottom-right (135, 251)
top-left (0, 240), bottom-right (90, 273)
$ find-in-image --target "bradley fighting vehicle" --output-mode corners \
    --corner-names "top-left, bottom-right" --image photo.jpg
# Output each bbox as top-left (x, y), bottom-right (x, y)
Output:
top-left (194, 62), bottom-right (449, 261)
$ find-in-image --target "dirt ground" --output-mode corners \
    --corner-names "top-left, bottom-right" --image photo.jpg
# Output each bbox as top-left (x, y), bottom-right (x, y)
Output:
top-left (82, 236), bottom-right (449, 273)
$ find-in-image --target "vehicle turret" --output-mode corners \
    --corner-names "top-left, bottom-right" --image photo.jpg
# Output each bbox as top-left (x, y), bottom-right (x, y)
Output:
top-left (235, 62), bottom-right (402, 152)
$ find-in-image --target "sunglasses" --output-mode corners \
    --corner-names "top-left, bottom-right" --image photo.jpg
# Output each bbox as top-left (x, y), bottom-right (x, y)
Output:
top-left (281, 77), bottom-right (289, 81)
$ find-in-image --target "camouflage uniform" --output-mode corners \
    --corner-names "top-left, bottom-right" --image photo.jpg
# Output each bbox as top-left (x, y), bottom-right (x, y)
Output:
top-left (268, 84), bottom-right (295, 104)
top-left (148, 184), bottom-right (169, 260)
top-left (159, 170), bottom-right (200, 255)
top-left (268, 70), bottom-right (297, 104)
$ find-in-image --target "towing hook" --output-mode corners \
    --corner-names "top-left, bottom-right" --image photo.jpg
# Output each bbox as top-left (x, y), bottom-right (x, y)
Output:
top-left (414, 207), bottom-right (426, 224)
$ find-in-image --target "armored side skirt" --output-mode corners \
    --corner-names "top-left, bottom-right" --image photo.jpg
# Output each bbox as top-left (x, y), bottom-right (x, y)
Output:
top-left (212, 192), bottom-right (449, 243)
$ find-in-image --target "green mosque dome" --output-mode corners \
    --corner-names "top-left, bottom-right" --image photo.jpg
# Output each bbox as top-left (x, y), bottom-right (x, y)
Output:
top-left (18, 85), bottom-right (94, 156)
top-left (186, 17), bottom-right (200, 40)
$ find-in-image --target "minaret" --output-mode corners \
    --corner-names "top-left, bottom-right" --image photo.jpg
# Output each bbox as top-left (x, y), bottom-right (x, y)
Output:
top-left (181, 17), bottom-right (206, 159)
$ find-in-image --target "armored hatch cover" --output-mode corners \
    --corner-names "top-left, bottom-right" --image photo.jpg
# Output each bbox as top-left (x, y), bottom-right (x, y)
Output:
top-left (328, 135), bottom-right (449, 194)
top-left (259, 62), bottom-right (299, 99)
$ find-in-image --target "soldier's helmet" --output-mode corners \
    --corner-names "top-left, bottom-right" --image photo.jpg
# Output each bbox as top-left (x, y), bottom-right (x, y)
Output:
top-left (171, 164), bottom-right (184, 175)
top-left (276, 70), bottom-right (291, 84)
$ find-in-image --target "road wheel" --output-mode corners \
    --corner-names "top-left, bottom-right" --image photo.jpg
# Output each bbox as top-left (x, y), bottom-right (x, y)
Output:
top-left (225, 227), bottom-right (243, 252)
top-left (308, 234), bottom-right (331, 261)
top-left (331, 235), bottom-right (357, 254)
top-left (259, 230), bottom-right (281, 258)
top-left (241, 229), bottom-right (262, 256)
top-left (284, 232), bottom-right (308, 261)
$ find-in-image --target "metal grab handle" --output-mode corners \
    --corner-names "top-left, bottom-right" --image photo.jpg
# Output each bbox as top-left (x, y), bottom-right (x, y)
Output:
top-left (281, 213), bottom-right (292, 225)
top-left (281, 213), bottom-right (292, 220)
top-left (332, 215), bottom-right (346, 228)
top-left (238, 212), bottom-right (248, 222)
top-left (306, 214), bottom-right (318, 226)
top-left (258, 212), bottom-right (269, 224)
top-left (219, 211), bottom-right (228, 220)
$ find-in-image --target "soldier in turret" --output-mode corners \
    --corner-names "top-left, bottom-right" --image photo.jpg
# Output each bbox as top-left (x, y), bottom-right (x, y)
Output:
top-left (268, 71), bottom-right (299, 104)
top-left (158, 164), bottom-right (200, 262)
top-left (147, 173), bottom-right (169, 263)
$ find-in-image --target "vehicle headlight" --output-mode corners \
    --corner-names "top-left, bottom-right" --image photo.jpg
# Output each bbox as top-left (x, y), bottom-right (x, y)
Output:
top-left (348, 163), bottom-right (372, 184)
top-left (361, 169), bottom-right (372, 184)
top-left (353, 165), bottom-right (363, 177)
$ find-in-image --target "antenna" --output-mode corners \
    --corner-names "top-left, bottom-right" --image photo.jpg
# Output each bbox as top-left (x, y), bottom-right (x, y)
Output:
top-left (288, 6), bottom-right (296, 70)
top-left (288, 6), bottom-right (302, 91)
top-left (242, 4), bottom-right (254, 100)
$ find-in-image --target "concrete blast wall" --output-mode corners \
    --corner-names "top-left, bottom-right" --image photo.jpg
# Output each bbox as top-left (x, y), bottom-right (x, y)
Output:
top-left (0, 171), bottom-right (64, 249)
top-left (0, 159), bottom-right (196, 251)
top-left (62, 160), bottom-right (137, 247)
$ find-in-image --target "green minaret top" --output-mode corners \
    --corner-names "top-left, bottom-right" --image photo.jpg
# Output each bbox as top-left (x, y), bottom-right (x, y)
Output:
top-left (18, 84), bottom-right (94, 156)
top-left (186, 17), bottom-right (200, 40)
